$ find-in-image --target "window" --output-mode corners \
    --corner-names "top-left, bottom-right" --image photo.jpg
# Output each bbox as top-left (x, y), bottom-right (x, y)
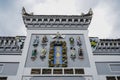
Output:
top-left (103, 47), bottom-right (106, 49)
top-left (118, 43), bottom-right (120, 45)
top-left (106, 76), bottom-right (116, 80)
top-left (62, 19), bottom-right (66, 22)
top-left (5, 40), bottom-right (8, 45)
top-left (12, 47), bottom-right (16, 49)
top-left (0, 40), bottom-right (3, 44)
top-left (106, 76), bottom-right (120, 80)
top-left (114, 43), bottom-right (116, 46)
top-left (38, 19), bottom-right (42, 21)
top-left (0, 47), bottom-right (4, 49)
top-left (5, 47), bottom-right (11, 49)
top-left (55, 19), bottom-right (60, 22)
top-left (111, 47), bottom-right (114, 49)
top-left (105, 43), bottom-right (108, 46)
top-left (68, 19), bottom-right (72, 22)
top-left (101, 43), bottom-right (103, 45)
top-left (75, 69), bottom-right (84, 74)
top-left (44, 19), bottom-right (48, 21)
top-left (107, 47), bottom-right (110, 49)
top-left (64, 69), bottom-right (73, 74)
top-left (98, 47), bottom-right (101, 49)
top-left (32, 19), bottom-right (36, 21)
top-left (0, 77), bottom-right (7, 80)
top-left (0, 64), bottom-right (4, 73)
top-left (110, 43), bottom-right (112, 46)
top-left (80, 19), bottom-right (84, 22)
top-left (117, 76), bottom-right (120, 80)
top-left (26, 18), bottom-right (30, 21)
top-left (49, 19), bottom-right (54, 22)
top-left (109, 64), bottom-right (120, 72)
top-left (85, 19), bottom-right (89, 22)
top-left (74, 19), bottom-right (78, 22)
top-left (42, 69), bottom-right (51, 74)
top-left (53, 69), bottom-right (62, 74)
top-left (116, 47), bottom-right (119, 49)
top-left (10, 40), bottom-right (13, 45)
top-left (31, 69), bottom-right (41, 74)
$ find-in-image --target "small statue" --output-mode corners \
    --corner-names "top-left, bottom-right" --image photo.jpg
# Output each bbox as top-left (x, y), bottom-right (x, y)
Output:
top-left (70, 47), bottom-right (76, 60)
top-left (31, 49), bottom-right (37, 61)
top-left (77, 36), bottom-right (82, 46)
top-left (33, 36), bottom-right (39, 47)
top-left (69, 37), bottom-right (74, 45)
top-left (42, 35), bottom-right (48, 43)
top-left (40, 48), bottom-right (47, 59)
top-left (52, 32), bottom-right (64, 39)
top-left (78, 48), bottom-right (84, 59)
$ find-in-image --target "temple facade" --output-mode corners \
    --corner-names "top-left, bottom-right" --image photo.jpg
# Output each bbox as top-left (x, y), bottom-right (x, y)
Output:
top-left (0, 8), bottom-right (120, 80)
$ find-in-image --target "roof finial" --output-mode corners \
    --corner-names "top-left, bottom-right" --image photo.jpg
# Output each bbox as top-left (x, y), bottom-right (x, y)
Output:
top-left (88, 8), bottom-right (93, 15)
top-left (81, 12), bottom-right (84, 16)
top-left (22, 7), bottom-right (34, 16)
top-left (22, 7), bottom-right (27, 15)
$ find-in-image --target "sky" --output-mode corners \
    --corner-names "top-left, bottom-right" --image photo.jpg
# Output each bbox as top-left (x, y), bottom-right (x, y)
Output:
top-left (0, 0), bottom-right (120, 38)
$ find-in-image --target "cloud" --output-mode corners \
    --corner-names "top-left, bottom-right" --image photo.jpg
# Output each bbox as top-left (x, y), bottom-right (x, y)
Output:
top-left (23, 0), bottom-right (77, 15)
top-left (0, 0), bottom-right (26, 36)
top-left (0, 0), bottom-right (120, 38)
top-left (107, 1), bottom-right (120, 38)
top-left (75, 0), bottom-right (99, 13)
top-left (89, 1), bottom-right (113, 38)
top-left (75, 0), bottom-right (120, 38)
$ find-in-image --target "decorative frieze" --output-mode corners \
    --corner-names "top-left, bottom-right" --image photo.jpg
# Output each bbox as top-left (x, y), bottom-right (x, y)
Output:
top-left (22, 8), bottom-right (93, 30)
top-left (0, 36), bottom-right (26, 54)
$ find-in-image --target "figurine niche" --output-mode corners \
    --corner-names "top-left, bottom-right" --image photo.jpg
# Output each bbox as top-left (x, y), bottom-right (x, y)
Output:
top-left (33, 36), bottom-right (39, 47)
top-left (69, 37), bottom-right (74, 45)
top-left (31, 49), bottom-right (37, 61)
top-left (77, 36), bottom-right (82, 46)
top-left (42, 35), bottom-right (48, 44)
top-left (70, 47), bottom-right (76, 60)
top-left (40, 48), bottom-right (47, 59)
top-left (78, 48), bottom-right (84, 59)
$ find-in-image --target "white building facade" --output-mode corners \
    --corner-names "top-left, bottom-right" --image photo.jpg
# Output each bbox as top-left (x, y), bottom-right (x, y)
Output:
top-left (0, 8), bottom-right (120, 80)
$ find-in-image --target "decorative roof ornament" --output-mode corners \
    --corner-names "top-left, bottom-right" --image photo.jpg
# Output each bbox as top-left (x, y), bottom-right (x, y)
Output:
top-left (22, 7), bottom-right (34, 16)
top-left (81, 13), bottom-right (85, 16)
top-left (22, 7), bottom-right (27, 15)
top-left (88, 8), bottom-right (93, 15)
top-left (51, 32), bottom-right (65, 39)
top-left (80, 8), bottom-right (93, 16)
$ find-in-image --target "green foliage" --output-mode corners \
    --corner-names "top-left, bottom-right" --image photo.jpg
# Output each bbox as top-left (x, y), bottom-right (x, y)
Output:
top-left (32, 50), bottom-right (37, 56)
top-left (69, 37), bottom-right (74, 44)
top-left (91, 41), bottom-right (97, 48)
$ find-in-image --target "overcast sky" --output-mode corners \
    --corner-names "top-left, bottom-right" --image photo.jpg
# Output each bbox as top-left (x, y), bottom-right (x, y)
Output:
top-left (0, 0), bottom-right (120, 38)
